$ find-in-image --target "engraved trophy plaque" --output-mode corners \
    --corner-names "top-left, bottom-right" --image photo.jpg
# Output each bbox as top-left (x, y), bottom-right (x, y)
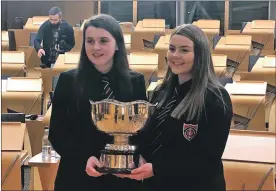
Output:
top-left (90, 99), bottom-right (156, 174)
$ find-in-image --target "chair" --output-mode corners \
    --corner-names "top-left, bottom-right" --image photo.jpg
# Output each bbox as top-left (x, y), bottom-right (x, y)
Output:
top-left (8, 30), bottom-right (16, 51)
top-left (29, 32), bottom-right (37, 46)
top-left (2, 112), bottom-right (26, 189)
top-left (10, 17), bottom-right (24, 29)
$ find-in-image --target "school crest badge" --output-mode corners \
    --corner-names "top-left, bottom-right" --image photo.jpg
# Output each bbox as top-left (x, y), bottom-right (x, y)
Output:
top-left (183, 123), bottom-right (198, 141)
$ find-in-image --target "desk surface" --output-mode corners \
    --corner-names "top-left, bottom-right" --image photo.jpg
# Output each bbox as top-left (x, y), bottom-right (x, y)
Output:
top-left (222, 132), bottom-right (276, 164)
top-left (242, 22), bottom-right (275, 34)
top-left (2, 31), bottom-right (9, 41)
top-left (28, 153), bottom-right (59, 166)
top-left (252, 57), bottom-right (276, 72)
top-left (215, 37), bottom-right (251, 50)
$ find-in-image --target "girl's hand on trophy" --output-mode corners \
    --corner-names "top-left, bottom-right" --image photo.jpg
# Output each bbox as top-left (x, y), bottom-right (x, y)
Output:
top-left (130, 163), bottom-right (154, 180)
top-left (115, 163), bottom-right (154, 180)
top-left (86, 156), bottom-right (104, 177)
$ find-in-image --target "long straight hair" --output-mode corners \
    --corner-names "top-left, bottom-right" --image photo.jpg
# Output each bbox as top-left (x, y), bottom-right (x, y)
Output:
top-left (155, 24), bottom-right (226, 122)
top-left (74, 14), bottom-right (132, 102)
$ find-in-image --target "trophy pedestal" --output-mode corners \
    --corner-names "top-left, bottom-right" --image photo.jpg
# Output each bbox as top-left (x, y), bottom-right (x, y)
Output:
top-left (97, 144), bottom-right (139, 174)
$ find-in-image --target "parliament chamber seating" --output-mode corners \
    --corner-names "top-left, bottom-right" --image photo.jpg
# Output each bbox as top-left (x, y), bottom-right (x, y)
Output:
top-left (1, 15), bottom-right (275, 191)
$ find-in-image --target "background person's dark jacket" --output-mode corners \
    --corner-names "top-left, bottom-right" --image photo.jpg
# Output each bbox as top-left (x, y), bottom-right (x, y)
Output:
top-left (34, 20), bottom-right (75, 66)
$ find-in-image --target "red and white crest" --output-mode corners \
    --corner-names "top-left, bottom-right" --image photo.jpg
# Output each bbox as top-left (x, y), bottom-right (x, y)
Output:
top-left (183, 123), bottom-right (198, 141)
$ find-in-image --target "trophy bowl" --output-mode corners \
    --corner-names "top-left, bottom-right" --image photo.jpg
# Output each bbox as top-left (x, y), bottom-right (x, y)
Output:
top-left (90, 99), bottom-right (156, 174)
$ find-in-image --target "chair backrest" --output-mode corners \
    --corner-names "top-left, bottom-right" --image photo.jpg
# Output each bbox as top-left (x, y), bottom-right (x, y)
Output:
top-left (8, 30), bottom-right (16, 51)
top-left (11, 17), bottom-right (24, 29)
top-left (29, 32), bottom-right (37, 46)
top-left (1, 113), bottom-right (25, 123)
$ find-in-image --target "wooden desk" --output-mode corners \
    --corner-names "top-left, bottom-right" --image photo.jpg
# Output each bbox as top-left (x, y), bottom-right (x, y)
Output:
top-left (124, 33), bottom-right (131, 54)
top-left (128, 52), bottom-right (158, 84)
top-left (2, 30), bottom-right (9, 41)
top-left (2, 78), bottom-right (43, 115)
top-left (242, 20), bottom-right (275, 54)
top-left (2, 51), bottom-right (25, 77)
top-left (71, 28), bottom-right (83, 52)
top-left (223, 132), bottom-right (276, 164)
top-left (1, 152), bottom-right (22, 190)
top-left (212, 54), bottom-right (228, 77)
top-left (131, 19), bottom-right (165, 52)
top-left (26, 118), bottom-right (45, 156)
top-left (223, 130), bottom-right (276, 190)
top-left (223, 161), bottom-right (275, 190)
top-left (120, 22), bottom-right (134, 33)
top-left (2, 31), bottom-right (9, 50)
top-left (1, 122), bottom-right (30, 190)
top-left (214, 35), bottom-right (252, 73)
top-left (53, 54), bottom-right (77, 73)
top-left (193, 20), bottom-right (220, 50)
top-left (154, 35), bottom-right (169, 70)
top-left (24, 16), bottom-right (48, 30)
top-left (225, 81), bottom-right (267, 131)
top-left (2, 121), bottom-right (32, 159)
top-left (17, 47), bottom-right (41, 77)
top-left (241, 55), bottom-right (276, 87)
top-left (33, 68), bottom-right (60, 97)
top-left (9, 28), bottom-right (38, 49)
top-left (28, 153), bottom-right (59, 191)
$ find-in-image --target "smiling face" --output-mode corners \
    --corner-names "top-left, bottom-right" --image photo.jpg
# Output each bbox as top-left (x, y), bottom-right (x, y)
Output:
top-left (85, 26), bottom-right (117, 73)
top-left (167, 34), bottom-right (195, 81)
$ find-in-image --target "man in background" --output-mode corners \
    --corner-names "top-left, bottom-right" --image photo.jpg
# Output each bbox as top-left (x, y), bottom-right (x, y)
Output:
top-left (34, 7), bottom-right (75, 68)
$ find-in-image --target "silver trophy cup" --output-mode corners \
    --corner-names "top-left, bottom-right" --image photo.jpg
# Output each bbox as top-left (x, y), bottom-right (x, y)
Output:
top-left (90, 99), bottom-right (156, 174)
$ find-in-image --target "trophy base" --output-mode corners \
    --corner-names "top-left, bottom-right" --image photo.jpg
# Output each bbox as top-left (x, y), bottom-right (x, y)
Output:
top-left (98, 145), bottom-right (139, 174)
top-left (96, 167), bottom-right (134, 174)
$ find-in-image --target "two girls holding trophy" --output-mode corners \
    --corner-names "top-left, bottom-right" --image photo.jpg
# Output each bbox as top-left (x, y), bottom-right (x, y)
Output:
top-left (49, 14), bottom-right (233, 191)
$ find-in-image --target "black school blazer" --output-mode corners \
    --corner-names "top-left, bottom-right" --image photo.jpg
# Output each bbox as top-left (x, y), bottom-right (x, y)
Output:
top-left (48, 68), bottom-right (147, 191)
